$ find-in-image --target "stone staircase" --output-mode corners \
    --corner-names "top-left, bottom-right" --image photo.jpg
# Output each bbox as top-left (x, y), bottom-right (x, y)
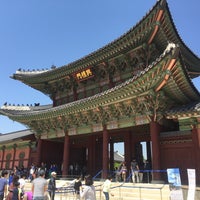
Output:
top-left (95, 182), bottom-right (170, 200)
top-left (25, 180), bottom-right (171, 200)
top-left (25, 179), bottom-right (200, 200)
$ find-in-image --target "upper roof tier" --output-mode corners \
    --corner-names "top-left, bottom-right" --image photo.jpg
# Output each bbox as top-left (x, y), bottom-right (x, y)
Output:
top-left (11, 0), bottom-right (200, 97)
top-left (1, 46), bottom-right (200, 125)
top-left (1, 0), bottom-right (200, 131)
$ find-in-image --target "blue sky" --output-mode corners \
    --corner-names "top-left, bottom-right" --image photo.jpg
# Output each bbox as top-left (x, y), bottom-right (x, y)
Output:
top-left (0, 0), bottom-right (200, 137)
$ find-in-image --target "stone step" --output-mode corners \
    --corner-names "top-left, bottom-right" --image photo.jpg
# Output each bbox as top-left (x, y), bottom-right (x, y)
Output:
top-left (25, 180), bottom-right (171, 200)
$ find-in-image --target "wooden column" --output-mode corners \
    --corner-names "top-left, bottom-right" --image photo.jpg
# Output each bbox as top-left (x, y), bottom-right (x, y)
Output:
top-left (88, 135), bottom-right (96, 174)
top-left (28, 142), bottom-right (32, 169)
top-left (12, 144), bottom-right (17, 169)
top-left (150, 120), bottom-right (161, 181)
top-left (102, 125), bottom-right (109, 178)
top-left (124, 132), bottom-right (131, 168)
top-left (1, 146), bottom-right (5, 169)
top-left (62, 131), bottom-right (70, 176)
top-left (110, 139), bottom-right (114, 171)
top-left (35, 138), bottom-right (42, 167)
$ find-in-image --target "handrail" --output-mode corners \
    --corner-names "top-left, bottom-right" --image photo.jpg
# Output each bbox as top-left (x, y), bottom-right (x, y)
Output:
top-left (93, 169), bottom-right (103, 179)
top-left (95, 181), bottom-right (167, 200)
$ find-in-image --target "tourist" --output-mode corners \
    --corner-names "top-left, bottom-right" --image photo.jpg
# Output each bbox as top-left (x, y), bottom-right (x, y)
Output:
top-left (115, 167), bottom-right (121, 182)
top-left (39, 163), bottom-right (47, 178)
top-left (102, 175), bottom-right (114, 200)
top-left (0, 170), bottom-right (9, 200)
top-left (12, 181), bottom-right (21, 200)
top-left (48, 172), bottom-right (57, 200)
top-left (6, 175), bottom-right (19, 200)
top-left (80, 175), bottom-right (96, 200)
top-left (19, 173), bottom-right (26, 197)
top-left (131, 158), bottom-right (139, 183)
top-left (143, 159), bottom-right (152, 183)
top-left (69, 164), bottom-right (73, 175)
top-left (120, 163), bottom-right (127, 182)
top-left (49, 164), bottom-right (57, 177)
top-left (32, 170), bottom-right (47, 200)
top-left (8, 171), bottom-right (14, 186)
top-left (73, 176), bottom-right (82, 200)
top-left (138, 161), bottom-right (144, 183)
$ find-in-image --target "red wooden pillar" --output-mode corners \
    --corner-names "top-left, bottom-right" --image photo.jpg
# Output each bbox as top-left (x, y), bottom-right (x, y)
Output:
top-left (1, 146), bottom-right (5, 169)
top-left (62, 131), bottom-right (70, 176)
top-left (102, 125), bottom-right (109, 178)
top-left (150, 120), bottom-right (161, 181)
top-left (12, 144), bottom-right (17, 169)
top-left (88, 135), bottom-right (96, 174)
top-left (124, 132), bottom-right (131, 168)
top-left (110, 139), bottom-right (114, 171)
top-left (28, 142), bottom-right (32, 168)
top-left (191, 125), bottom-right (200, 184)
top-left (35, 138), bottom-right (42, 167)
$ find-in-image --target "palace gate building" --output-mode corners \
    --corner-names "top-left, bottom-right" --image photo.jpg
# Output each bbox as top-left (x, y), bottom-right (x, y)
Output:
top-left (1, 0), bottom-right (200, 184)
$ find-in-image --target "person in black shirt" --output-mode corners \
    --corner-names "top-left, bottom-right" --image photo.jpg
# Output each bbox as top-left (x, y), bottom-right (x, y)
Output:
top-left (48, 172), bottom-right (56, 200)
top-left (73, 176), bottom-right (82, 200)
top-left (12, 182), bottom-right (20, 200)
top-left (143, 160), bottom-right (152, 183)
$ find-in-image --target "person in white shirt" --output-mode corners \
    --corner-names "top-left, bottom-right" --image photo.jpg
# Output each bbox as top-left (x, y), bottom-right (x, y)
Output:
top-left (80, 175), bottom-right (96, 200)
top-left (102, 175), bottom-right (114, 200)
top-left (19, 174), bottom-right (26, 192)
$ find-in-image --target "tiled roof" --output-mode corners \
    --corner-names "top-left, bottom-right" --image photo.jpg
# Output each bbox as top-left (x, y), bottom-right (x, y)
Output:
top-left (114, 151), bottom-right (124, 162)
top-left (0, 129), bottom-right (33, 144)
top-left (166, 101), bottom-right (200, 118)
top-left (0, 45), bottom-right (180, 116)
top-left (11, 0), bottom-right (200, 86)
top-left (1, 45), bottom-right (200, 124)
top-left (11, 1), bottom-right (159, 79)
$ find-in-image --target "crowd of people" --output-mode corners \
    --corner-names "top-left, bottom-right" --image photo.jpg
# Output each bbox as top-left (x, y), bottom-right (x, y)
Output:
top-left (0, 165), bottom-right (115, 200)
top-left (0, 169), bottom-right (53, 200)
top-left (0, 168), bottom-right (98, 200)
top-left (114, 158), bottom-right (152, 183)
top-left (0, 158), bottom-right (152, 200)
top-left (0, 161), bottom-right (60, 200)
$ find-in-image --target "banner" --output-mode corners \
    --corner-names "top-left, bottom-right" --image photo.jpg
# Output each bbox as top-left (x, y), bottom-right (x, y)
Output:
top-left (167, 168), bottom-right (183, 200)
top-left (187, 169), bottom-right (196, 200)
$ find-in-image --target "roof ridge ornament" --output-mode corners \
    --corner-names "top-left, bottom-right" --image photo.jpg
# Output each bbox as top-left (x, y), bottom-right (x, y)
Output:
top-left (163, 42), bottom-right (176, 55)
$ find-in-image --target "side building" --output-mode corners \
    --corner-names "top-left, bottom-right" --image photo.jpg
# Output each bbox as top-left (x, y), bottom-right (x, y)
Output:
top-left (0, 0), bottom-right (200, 184)
top-left (0, 130), bottom-right (36, 171)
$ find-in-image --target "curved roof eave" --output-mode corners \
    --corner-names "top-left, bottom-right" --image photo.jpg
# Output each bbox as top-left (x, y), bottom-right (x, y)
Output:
top-left (163, 1), bottom-right (200, 78)
top-left (11, 1), bottom-right (160, 83)
top-left (166, 101), bottom-right (200, 119)
top-left (11, 0), bottom-right (200, 86)
top-left (2, 46), bottom-right (200, 123)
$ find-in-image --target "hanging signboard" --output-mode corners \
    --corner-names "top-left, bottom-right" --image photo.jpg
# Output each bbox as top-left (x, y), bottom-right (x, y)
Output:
top-left (167, 168), bottom-right (184, 200)
top-left (74, 67), bottom-right (94, 82)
